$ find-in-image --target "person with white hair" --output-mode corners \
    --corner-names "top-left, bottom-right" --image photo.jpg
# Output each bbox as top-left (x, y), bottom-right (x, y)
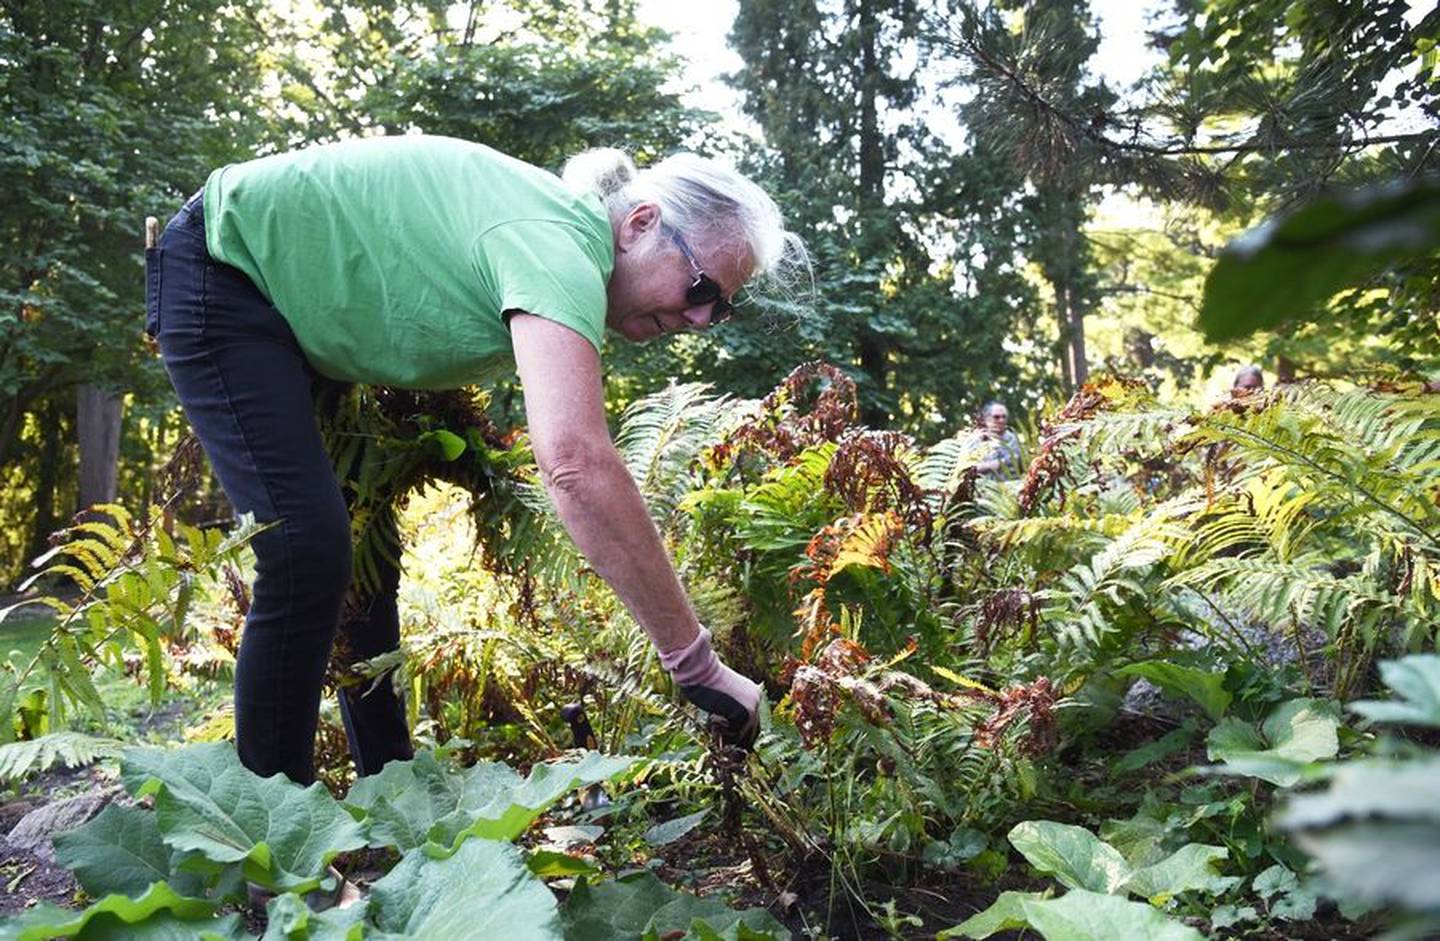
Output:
top-left (146, 136), bottom-right (805, 785)
top-left (976, 400), bottom-right (1024, 478)
top-left (1232, 365), bottom-right (1265, 394)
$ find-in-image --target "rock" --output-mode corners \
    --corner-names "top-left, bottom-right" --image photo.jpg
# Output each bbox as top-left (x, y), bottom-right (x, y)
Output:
top-left (1121, 676), bottom-right (1184, 720)
top-left (5, 787), bottom-right (119, 862)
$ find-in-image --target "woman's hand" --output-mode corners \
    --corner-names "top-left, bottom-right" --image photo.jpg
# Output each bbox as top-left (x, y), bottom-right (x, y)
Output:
top-left (660, 628), bottom-right (760, 748)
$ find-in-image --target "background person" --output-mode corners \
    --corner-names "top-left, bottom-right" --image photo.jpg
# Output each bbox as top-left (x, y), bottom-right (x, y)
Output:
top-left (147, 135), bottom-right (806, 785)
top-left (976, 400), bottom-right (1024, 478)
top-left (1232, 365), bottom-right (1265, 394)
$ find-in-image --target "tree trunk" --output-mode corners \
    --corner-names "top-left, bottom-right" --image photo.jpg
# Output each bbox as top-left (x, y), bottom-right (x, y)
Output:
top-left (1053, 277), bottom-right (1083, 393)
top-left (24, 400), bottom-right (64, 567)
top-left (858, 332), bottom-right (889, 426)
top-left (0, 396), bottom-right (21, 470)
top-left (76, 383), bottom-right (123, 513)
top-left (854, 0), bottom-right (893, 426)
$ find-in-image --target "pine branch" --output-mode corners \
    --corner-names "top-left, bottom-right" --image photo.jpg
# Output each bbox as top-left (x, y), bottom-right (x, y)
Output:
top-left (943, 18), bottom-right (1433, 160)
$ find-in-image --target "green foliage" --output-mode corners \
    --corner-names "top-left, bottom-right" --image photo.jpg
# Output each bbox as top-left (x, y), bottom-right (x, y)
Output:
top-left (261, 892), bottom-right (363, 941)
top-left (1014, 889), bottom-right (1206, 941)
top-left (0, 504), bottom-right (264, 746)
top-left (1205, 698), bottom-right (1342, 787)
top-left (561, 871), bottom-right (788, 940)
top-left (365, 32), bottom-right (700, 173)
top-left (53, 803), bottom-right (202, 900)
top-left (1350, 655), bottom-right (1440, 727)
top-left (0, 731), bottom-right (123, 785)
top-left (642, 809), bottom-right (709, 847)
top-left (366, 837), bottom-right (561, 940)
top-left (1116, 662), bottom-right (1231, 721)
top-left (0, 0), bottom-right (286, 581)
top-left (341, 749), bottom-right (635, 855)
top-left (1007, 821), bottom-right (1130, 894)
top-left (8, 741), bottom-right (775, 940)
top-left (1200, 178), bottom-right (1440, 341)
top-left (1280, 756), bottom-right (1440, 913)
top-left (938, 890), bottom-right (1048, 939)
top-left (722, 0), bottom-right (1040, 430)
top-left (1006, 820), bottom-right (1233, 903)
top-left (615, 383), bottom-right (743, 525)
top-left (0, 881), bottom-right (230, 941)
top-left (1275, 654), bottom-right (1440, 924)
top-left (122, 742), bottom-right (368, 894)
top-left (946, 885), bottom-right (1209, 940)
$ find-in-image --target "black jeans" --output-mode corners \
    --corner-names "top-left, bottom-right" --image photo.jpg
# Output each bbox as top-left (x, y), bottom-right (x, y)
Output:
top-left (148, 193), bottom-right (412, 784)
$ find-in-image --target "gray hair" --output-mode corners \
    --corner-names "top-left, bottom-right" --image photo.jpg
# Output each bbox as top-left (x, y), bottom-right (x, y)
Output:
top-left (1232, 365), bottom-right (1264, 388)
top-left (562, 147), bottom-right (812, 315)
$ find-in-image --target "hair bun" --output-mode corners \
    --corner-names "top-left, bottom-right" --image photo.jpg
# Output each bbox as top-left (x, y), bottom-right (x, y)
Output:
top-left (561, 148), bottom-right (636, 197)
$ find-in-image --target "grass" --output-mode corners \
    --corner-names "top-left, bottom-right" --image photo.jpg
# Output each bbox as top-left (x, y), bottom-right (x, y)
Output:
top-left (0, 610), bottom-right (53, 671)
top-left (0, 607), bottom-right (226, 739)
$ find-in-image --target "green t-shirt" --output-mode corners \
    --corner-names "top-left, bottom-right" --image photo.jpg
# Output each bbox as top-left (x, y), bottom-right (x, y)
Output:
top-left (203, 135), bottom-right (614, 389)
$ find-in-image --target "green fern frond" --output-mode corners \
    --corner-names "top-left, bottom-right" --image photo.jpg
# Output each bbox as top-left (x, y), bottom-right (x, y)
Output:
top-left (970, 512), bottom-right (1135, 548)
top-left (615, 381), bottom-right (742, 521)
top-left (916, 431), bottom-right (989, 496)
top-left (1189, 397), bottom-right (1440, 558)
top-left (1166, 557), bottom-right (1398, 637)
top-left (1174, 471), bottom-right (1320, 568)
top-left (683, 573), bottom-right (750, 641)
top-left (1063, 406), bottom-right (1190, 463)
top-left (0, 732), bottom-right (124, 784)
top-left (1277, 383), bottom-right (1440, 468)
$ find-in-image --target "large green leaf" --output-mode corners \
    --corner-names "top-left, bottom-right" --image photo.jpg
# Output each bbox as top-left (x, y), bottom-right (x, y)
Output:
top-left (63, 912), bottom-right (246, 941)
top-left (561, 871), bottom-right (789, 941)
top-left (1278, 756), bottom-right (1440, 913)
top-left (1291, 822), bottom-right (1440, 914)
top-left (1280, 756), bottom-right (1440, 829)
top-left (1019, 889), bottom-right (1207, 941)
top-left (1205, 698), bottom-right (1341, 786)
top-left (1112, 726), bottom-right (1197, 776)
top-left (1006, 822), bottom-right (1130, 894)
top-left (52, 804), bottom-right (203, 899)
top-left (1350, 655), bottom-right (1440, 728)
top-left (0, 882), bottom-right (231, 941)
top-left (343, 750), bottom-right (635, 854)
top-left (1116, 662), bottom-right (1231, 721)
top-left (1122, 844), bottom-right (1233, 902)
top-left (644, 810), bottom-right (708, 846)
top-left (367, 837), bottom-right (562, 940)
top-left (1199, 177), bottom-right (1440, 340)
top-left (1098, 812), bottom-right (1172, 869)
top-left (938, 891), bottom-right (1049, 939)
top-left (121, 743), bottom-right (367, 892)
top-left (261, 893), bottom-right (366, 941)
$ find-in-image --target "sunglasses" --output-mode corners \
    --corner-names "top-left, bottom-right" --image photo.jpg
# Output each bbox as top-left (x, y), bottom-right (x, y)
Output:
top-left (664, 224), bottom-right (736, 325)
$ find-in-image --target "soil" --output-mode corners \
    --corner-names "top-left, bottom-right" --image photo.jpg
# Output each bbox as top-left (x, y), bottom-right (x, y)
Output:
top-left (646, 827), bottom-right (1043, 940)
top-left (0, 842), bottom-right (77, 915)
top-left (0, 765), bottom-right (106, 915)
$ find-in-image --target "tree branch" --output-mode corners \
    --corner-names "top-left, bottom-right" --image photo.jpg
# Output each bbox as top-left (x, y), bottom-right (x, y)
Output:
top-left (945, 23), bottom-right (1434, 160)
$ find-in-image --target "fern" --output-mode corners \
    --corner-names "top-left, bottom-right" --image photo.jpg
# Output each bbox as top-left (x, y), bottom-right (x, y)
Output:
top-left (0, 731), bottom-right (124, 784)
top-left (1167, 557), bottom-right (1398, 640)
top-left (916, 430), bottom-right (989, 497)
top-left (1189, 391), bottom-right (1440, 558)
top-left (614, 381), bottom-right (742, 523)
top-left (1062, 405), bottom-right (1190, 465)
top-left (1, 507), bottom-right (267, 731)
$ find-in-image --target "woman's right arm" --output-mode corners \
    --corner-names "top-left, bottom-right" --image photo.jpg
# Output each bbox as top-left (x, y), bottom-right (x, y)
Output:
top-left (506, 312), bottom-right (760, 743)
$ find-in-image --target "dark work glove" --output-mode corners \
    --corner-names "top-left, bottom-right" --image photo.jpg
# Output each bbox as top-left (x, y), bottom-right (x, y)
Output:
top-left (659, 628), bottom-right (761, 749)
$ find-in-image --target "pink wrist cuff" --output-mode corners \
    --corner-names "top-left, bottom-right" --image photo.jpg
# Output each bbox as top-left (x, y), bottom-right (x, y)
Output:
top-left (659, 627), bottom-right (717, 684)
